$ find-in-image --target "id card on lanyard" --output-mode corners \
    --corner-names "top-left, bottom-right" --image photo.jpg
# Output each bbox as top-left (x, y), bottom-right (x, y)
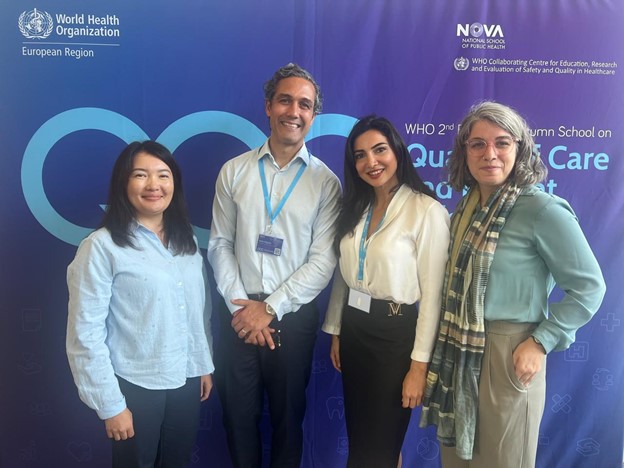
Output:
top-left (255, 156), bottom-right (306, 256)
top-left (349, 207), bottom-right (385, 313)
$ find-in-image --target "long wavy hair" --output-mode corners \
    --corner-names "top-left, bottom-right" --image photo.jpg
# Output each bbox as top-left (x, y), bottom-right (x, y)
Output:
top-left (99, 140), bottom-right (197, 255)
top-left (334, 115), bottom-right (436, 255)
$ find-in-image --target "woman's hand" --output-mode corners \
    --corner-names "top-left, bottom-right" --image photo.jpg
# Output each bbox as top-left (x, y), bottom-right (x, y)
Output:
top-left (402, 360), bottom-right (428, 408)
top-left (513, 337), bottom-right (546, 387)
top-left (200, 374), bottom-right (213, 401)
top-left (330, 335), bottom-right (341, 372)
top-left (105, 408), bottom-right (134, 441)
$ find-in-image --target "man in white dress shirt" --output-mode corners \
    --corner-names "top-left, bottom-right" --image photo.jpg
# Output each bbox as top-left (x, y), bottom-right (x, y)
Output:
top-left (207, 63), bottom-right (341, 468)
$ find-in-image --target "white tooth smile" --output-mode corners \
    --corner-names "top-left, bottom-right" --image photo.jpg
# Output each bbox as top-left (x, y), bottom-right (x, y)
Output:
top-left (368, 169), bottom-right (383, 176)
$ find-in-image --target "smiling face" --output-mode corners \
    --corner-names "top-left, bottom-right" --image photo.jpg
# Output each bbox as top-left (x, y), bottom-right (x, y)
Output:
top-left (265, 77), bottom-right (316, 153)
top-left (466, 119), bottom-right (517, 203)
top-left (353, 130), bottom-right (399, 194)
top-left (127, 152), bottom-right (174, 227)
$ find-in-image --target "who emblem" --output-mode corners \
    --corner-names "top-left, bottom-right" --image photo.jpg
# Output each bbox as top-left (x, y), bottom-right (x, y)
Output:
top-left (454, 57), bottom-right (470, 71)
top-left (18, 9), bottom-right (54, 39)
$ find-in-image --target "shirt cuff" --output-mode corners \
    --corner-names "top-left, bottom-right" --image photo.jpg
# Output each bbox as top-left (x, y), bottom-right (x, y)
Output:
top-left (266, 290), bottom-right (289, 320)
top-left (225, 290), bottom-right (249, 314)
top-left (410, 349), bottom-right (432, 363)
top-left (532, 328), bottom-right (554, 354)
top-left (96, 396), bottom-right (127, 420)
top-left (321, 323), bottom-right (341, 335)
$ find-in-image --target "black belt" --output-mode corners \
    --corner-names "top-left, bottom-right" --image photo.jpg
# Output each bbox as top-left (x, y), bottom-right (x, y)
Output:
top-left (247, 293), bottom-right (269, 301)
top-left (361, 298), bottom-right (418, 317)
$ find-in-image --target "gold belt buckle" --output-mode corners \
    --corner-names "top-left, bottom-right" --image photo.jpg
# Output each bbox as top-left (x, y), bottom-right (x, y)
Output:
top-left (388, 302), bottom-right (402, 317)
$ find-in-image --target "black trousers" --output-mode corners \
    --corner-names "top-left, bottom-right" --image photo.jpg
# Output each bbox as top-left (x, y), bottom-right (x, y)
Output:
top-left (340, 300), bottom-right (418, 468)
top-left (214, 296), bottom-right (318, 468)
top-left (112, 376), bottom-right (201, 468)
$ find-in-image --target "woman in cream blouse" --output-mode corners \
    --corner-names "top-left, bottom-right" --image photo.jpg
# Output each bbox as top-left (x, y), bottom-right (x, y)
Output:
top-left (323, 115), bottom-right (450, 467)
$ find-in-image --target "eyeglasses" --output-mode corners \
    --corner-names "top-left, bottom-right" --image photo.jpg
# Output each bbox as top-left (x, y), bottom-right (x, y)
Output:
top-left (465, 137), bottom-right (519, 156)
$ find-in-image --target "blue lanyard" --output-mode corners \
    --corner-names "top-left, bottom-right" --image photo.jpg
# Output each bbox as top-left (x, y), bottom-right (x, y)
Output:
top-left (258, 157), bottom-right (307, 226)
top-left (357, 206), bottom-right (385, 281)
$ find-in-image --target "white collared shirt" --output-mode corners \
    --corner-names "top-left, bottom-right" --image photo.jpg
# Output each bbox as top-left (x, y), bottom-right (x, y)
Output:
top-left (207, 140), bottom-right (341, 319)
top-left (322, 185), bottom-right (450, 362)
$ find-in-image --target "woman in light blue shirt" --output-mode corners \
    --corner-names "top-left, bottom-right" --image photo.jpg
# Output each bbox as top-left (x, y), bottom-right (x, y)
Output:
top-left (67, 141), bottom-right (214, 467)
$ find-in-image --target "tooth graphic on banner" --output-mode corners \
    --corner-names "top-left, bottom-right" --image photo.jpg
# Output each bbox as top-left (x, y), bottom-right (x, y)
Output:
top-left (326, 396), bottom-right (344, 420)
top-left (21, 108), bottom-right (356, 246)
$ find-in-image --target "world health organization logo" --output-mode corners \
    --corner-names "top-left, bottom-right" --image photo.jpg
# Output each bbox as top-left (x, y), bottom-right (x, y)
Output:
top-left (18, 9), bottom-right (54, 39)
top-left (454, 57), bottom-right (469, 71)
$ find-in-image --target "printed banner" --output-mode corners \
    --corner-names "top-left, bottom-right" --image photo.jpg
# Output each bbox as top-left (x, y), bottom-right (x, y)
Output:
top-left (1, 1), bottom-right (622, 466)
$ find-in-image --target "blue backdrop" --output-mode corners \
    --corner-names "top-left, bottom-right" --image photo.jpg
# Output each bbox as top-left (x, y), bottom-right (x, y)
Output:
top-left (1, 1), bottom-right (623, 467)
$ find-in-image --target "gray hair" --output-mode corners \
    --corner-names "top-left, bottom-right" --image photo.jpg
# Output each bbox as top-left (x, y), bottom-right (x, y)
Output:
top-left (263, 63), bottom-right (323, 114)
top-left (447, 101), bottom-right (547, 190)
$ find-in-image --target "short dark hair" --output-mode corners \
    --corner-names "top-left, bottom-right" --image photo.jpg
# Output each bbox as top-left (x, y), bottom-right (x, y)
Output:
top-left (447, 101), bottom-right (548, 191)
top-left (334, 115), bottom-right (436, 254)
top-left (100, 140), bottom-right (197, 255)
top-left (263, 63), bottom-right (323, 114)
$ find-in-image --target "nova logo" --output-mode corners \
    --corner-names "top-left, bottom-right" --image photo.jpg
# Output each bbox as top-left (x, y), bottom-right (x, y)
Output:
top-left (457, 23), bottom-right (504, 38)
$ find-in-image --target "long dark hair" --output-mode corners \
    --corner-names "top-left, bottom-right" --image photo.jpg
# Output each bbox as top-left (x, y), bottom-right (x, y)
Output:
top-left (99, 140), bottom-right (197, 255)
top-left (334, 115), bottom-right (436, 254)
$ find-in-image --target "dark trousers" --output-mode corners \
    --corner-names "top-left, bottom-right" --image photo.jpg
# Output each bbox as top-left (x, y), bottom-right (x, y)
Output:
top-left (340, 300), bottom-right (418, 468)
top-left (214, 297), bottom-right (318, 468)
top-left (112, 376), bottom-right (201, 468)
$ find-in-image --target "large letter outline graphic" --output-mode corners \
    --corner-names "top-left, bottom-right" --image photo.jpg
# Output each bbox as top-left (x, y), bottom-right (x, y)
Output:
top-left (21, 108), bottom-right (357, 246)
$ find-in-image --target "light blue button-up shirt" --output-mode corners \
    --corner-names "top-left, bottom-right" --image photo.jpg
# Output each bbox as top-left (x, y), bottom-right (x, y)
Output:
top-left (66, 224), bottom-right (214, 419)
top-left (207, 141), bottom-right (341, 319)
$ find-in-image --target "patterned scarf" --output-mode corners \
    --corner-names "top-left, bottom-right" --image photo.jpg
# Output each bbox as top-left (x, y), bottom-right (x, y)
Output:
top-left (419, 182), bottom-right (522, 460)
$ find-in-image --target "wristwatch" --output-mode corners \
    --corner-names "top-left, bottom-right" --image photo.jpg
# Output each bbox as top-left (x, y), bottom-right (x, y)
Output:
top-left (531, 335), bottom-right (546, 354)
top-left (265, 303), bottom-right (277, 317)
